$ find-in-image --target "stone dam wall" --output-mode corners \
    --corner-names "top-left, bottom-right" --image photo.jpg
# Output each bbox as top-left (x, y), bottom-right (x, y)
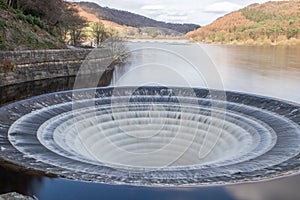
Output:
top-left (0, 48), bottom-right (115, 87)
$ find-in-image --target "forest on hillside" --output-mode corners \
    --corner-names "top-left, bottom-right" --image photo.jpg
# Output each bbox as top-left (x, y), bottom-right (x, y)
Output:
top-left (188, 1), bottom-right (300, 45)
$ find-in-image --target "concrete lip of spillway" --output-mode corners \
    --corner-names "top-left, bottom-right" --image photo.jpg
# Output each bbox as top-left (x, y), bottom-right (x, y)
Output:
top-left (0, 87), bottom-right (300, 186)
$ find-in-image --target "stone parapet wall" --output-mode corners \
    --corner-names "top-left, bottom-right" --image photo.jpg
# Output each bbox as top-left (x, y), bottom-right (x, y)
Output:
top-left (0, 48), bottom-right (113, 87)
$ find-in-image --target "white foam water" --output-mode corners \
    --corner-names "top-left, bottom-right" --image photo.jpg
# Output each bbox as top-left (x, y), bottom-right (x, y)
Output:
top-left (0, 87), bottom-right (300, 186)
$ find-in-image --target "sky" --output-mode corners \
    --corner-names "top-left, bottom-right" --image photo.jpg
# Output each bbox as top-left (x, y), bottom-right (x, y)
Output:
top-left (70, 0), bottom-right (281, 25)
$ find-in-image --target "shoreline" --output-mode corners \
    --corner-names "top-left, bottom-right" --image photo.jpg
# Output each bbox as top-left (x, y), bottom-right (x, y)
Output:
top-left (189, 39), bottom-right (300, 46)
top-left (124, 38), bottom-right (300, 46)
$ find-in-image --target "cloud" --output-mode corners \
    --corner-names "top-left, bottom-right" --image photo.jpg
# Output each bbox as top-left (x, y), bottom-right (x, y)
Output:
top-left (157, 14), bottom-right (188, 23)
top-left (141, 5), bottom-right (164, 10)
top-left (204, 2), bottom-right (242, 14)
top-left (68, 0), bottom-right (277, 25)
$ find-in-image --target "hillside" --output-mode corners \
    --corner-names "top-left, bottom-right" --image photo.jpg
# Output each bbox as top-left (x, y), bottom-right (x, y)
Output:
top-left (187, 1), bottom-right (300, 45)
top-left (74, 3), bottom-right (186, 39)
top-left (0, 0), bottom-right (65, 51)
top-left (74, 4), bottom-right (126, 31)
top-left (76, 2), bottom-right (200, 34)
top-left (0, 1), bottom-right (64, 50)
top-left (73, 3), bottom-right (137, 39)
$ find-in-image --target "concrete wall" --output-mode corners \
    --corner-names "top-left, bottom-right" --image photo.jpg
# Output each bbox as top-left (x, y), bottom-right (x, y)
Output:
top-left (0, 49), bottom-right (114, 87)
top-left (0, 77), bottom-right (76, 105)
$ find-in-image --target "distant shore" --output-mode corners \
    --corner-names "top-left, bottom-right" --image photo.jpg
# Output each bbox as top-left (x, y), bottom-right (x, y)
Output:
top-left (127, 39), bottom-right (190, 43)
top-left (190, 39), bottom-right (300, 46)
top-left (126, 38), bottom-right (300, 46)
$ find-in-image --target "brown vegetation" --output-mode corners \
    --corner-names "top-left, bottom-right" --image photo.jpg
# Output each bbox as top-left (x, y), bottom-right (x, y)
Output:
top-left (187, 11), bottom-right (254, 43)
top-left (0, 0), bottom-right (89, 50)
top-left (74, 4), bottom-right (124, 28)
top-left (0, 59), bottom-right (14, 72)
top-left (76, 2), bottom-right (200, 34)
top-left (187, 1), bottom-right (300, 45)
top-left (0, 8), bottom-right (64, 50)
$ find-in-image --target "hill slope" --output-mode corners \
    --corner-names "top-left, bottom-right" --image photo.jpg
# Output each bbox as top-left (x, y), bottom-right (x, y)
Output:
top-left (187, 1), bottom-right (300, 45)
top-left (74, 3), bottom-right (185, 39)
top-left (73, 3), bottom-right (133, 35)
top-left (74, 4), bottom-right (125, 29)
top-left (0, 1), bottom-right (64, 50)
top-left (77, 2), bottom-right (200, 34)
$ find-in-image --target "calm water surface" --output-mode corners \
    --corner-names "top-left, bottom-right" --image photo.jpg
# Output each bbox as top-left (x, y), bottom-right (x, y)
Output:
top-left (1, 42), bottom-right (300, 199)
top-left (112, 42), bottom-right (300, 103)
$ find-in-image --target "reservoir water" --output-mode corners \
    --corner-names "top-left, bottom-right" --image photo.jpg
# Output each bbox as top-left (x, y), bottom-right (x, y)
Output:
top-left (112, 42), bottom-right (300, 103)
top-left (1, 42), bottom-right (300, 199)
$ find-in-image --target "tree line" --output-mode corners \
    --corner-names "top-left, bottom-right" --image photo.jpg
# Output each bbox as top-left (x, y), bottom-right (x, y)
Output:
top-left (240, 8), bottom-right (300, 44)
top-left (189, 6), bottom-right (300, 45)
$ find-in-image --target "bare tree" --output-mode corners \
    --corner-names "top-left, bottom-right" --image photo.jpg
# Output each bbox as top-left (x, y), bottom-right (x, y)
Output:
top-left (54, 3), bottom-right (87, 45)
top-left (91, 22), bottom-right (108, 47)
top-left (56, 4), bottom-right (81, 41)
top-left (103, 36), bottom-right (128, 62)
top-left (6, 0), bottom-right (19, 9)
top-left (69, 22), bottom-right (87, 46)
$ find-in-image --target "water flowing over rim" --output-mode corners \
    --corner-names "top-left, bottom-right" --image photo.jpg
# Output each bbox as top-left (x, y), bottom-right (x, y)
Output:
top-left (0, 86), bottom-right (300, 186)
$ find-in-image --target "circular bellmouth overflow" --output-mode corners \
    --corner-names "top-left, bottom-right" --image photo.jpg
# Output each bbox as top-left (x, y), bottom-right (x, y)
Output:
top-left (0, 87), bottom-right (300, 186)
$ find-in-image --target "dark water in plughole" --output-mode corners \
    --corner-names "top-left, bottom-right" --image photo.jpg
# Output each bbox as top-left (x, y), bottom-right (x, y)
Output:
top-left (1, 43), bottom-right (300, 199)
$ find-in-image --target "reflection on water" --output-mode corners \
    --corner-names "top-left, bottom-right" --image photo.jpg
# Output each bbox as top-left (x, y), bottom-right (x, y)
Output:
top-left (112, 43), bottom-right (300, 103)
top-left (0, 42), bottom-right (300, 199)
top-left (0, 164), bottom-right (237, 200)
top-left (203, 45), bottom-right (300, 103)
top-left (36, 179), bottom-right (236, 200)
top-left (0, 166), bottom-right (43, 196)
top-left (111, 42), bottom-right (224, 90)
top-left (226, 175), bottom-right (300, 200)
top-left (110, 42), bottom-right (300, 200)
